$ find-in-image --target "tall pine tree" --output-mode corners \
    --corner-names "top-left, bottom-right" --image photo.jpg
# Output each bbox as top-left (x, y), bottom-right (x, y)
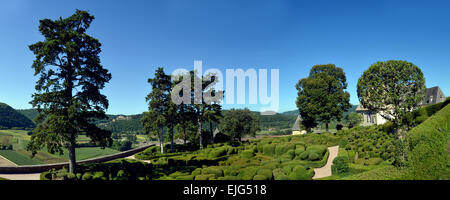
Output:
top-left (27, 10), bottom-right (112, 173)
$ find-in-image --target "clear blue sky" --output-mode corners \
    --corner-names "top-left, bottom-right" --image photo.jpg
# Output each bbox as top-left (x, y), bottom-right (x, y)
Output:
top-left (0, 0), bottom-right (449, 115)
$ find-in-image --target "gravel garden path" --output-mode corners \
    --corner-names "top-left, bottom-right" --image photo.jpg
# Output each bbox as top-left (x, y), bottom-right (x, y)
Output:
top-left (312, 146), bottom-right (339, 179)
top-left (0, 173), bottom-right (41, 180)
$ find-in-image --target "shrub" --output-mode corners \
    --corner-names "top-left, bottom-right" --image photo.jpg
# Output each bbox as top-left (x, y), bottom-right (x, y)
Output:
top-left (253, 175), bottom-right (269, 180)
top-left (331, 156), bottom-right (349, 175)
top-left (81, 172), bottom-right (93, 180)
top-left (93, 171), bottom-right (107, 180)
top-left (272, 168), bottom-right (289, 180)
top-left (288, 165), bottom-right (313, 180)
top-left (308, 152), bottom-right (320, 161)
top-left (238, 167), bottom-right (258, 179)
top-left (241, 150), bottom-right (254, 159)
top-left (218, 176), bottom-right (241, 180)
top-left (275, 143), bottom-right (295, 155)
top-left (282, 150), bottom-right (295, 160)
top-left (202, 167), bottom-right (223, 177)
top-left (367, 158), bottom-right (383, 165)
top-left (195, 174), bottom-right (215, 180)
top-left (262, 144), bottom-right (276, 156)
top-left (298, 151), bottom-right (309, 160)
top-left (294, 148), bottom-right (305, 156)
top-left (407, 104), bottom-right (450, 179)
top-left (191, 168), bottom-right (202, 176)
top-left (257, 168), bottom-right (273, 180)
top-left (306, 145), bottom-right (327, 156)
top-left (176, 175), bottom-right (195, 180)
top-left (209, 147), bottom-right (227, 158)
top-left (348, 150), bottom-right (356, 163)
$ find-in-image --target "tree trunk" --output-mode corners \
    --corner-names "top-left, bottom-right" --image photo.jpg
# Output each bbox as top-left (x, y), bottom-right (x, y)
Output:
top-left (68, 139), bottom-right (77, 174)
top-left (159, 126), bottom-right (164, 154)
top-left (325, 123), bottom-right (329, 132)
top-left (170, 123), bottom-right (174, 153)
top-left (209, 120), bottom-right (214, 144)
top-left (198, 119), bottom-right (203, 149)
top-left (182, 125), bottom-right (187, 145)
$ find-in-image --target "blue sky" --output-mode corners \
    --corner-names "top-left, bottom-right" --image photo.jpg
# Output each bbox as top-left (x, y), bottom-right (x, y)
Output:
top-left (0, 0), bottom-right (449, 115)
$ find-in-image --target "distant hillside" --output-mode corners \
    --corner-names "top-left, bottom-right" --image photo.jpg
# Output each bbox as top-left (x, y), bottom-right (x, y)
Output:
top-left (0, 103), bottom-right (35, 129)
top-left (16, 108), bottom-right (39, 123)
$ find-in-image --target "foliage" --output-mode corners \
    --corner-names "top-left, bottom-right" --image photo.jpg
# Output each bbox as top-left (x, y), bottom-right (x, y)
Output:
top-left (27, 10), bottom-right (112, 173)
top-left (345, 112), bottom-right (363, 128)
top-left (406, 104), bottom-right (450, 180)
top-left (296, 64), bottom-right (351, 131)
top-left (219, 108), bottom-right (260, 141)
top-left (357, 60), bottom-right (426, 132)
top-left (332, 156), bottom-right (350, 174)
top-left (111, 140), bottom-right (132, 151)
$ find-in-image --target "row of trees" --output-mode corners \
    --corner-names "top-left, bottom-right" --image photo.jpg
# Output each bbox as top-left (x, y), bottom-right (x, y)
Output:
top-left (142, 68), bottom-right (260, 154)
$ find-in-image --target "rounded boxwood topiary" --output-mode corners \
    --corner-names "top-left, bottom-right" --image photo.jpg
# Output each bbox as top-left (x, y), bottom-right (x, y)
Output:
top-left (81, 172), bottom-right (93, 180)
top-left (298, 151), bottom-right (309, 160)
top-left (308, 152), bottom-right (320, 161)
top-left (253, 175), bottom-right (269, 180)
top-left (331, 156), bottom-right (349, 175)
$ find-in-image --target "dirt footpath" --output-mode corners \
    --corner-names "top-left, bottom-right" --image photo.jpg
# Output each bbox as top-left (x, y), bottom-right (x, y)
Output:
top-left (313, 146), bottom-right (339, 179)
top-left (0, 173), bottom-right (41, 180)
top-left (0, 155), bottom-right (17, 167)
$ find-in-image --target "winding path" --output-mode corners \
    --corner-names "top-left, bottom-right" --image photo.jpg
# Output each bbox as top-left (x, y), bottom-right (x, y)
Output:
top-left (312, 146), bottom-right (339, 179)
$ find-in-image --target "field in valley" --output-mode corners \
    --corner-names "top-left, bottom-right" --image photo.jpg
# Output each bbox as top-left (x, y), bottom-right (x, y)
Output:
top-left (0, 129), bottom-right (119, 166)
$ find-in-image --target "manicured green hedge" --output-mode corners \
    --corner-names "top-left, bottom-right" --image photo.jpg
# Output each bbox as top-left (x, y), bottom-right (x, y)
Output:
top-left (406, 104), bottom-right (450, 180)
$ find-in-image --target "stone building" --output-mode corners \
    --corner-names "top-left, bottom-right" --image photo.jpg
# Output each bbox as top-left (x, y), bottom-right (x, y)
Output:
top-left (356, 86), bottom-right (446, 126)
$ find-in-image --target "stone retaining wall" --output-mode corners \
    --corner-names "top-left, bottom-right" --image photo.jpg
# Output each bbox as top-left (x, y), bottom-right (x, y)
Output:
top-left (0, 144), bottom-right (153, 174)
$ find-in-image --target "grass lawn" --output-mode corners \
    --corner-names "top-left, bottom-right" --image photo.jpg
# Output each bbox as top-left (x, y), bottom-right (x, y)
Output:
top-left (0, 150), bottom-right (42, 165)
top-left (52, 147), bottom-right (119, 161)
top-left (0, 129), bottom-right (120, 165)
top-left (0, 177), bottom-right (9, 180)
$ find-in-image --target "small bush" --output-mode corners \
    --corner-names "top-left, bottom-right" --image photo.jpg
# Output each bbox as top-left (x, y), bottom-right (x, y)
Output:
top-left (253, 175), bottom-right (269, 180)
top-left (195, 174), bottom-right (215, 180)
top-left (262, 144), bottom-right (276, 156)
top-left (288, 165), bottom-right (313, 180)
top-left (93, 171), bottom-right (107, 180)
top-left (308, 152), bottom-right (320, 161)
top-left (81, 172), bottom-right (93, 180)
top-left (257, 168), bottom-right (273, 180)
top-left (202, 167), bottom-right (223, 177)
top-left (176, 175), bottom-right (195, 180)
top-left (298, 151), bottom-right (309, 160)
top-left (367, 158), bottom-right (383, 165)
top-left (332, 156), bottom-right (349, 175)
top-left (241, 150), bottom-right (254, 159)
top-left (272, 168), bottom-right (289, 180)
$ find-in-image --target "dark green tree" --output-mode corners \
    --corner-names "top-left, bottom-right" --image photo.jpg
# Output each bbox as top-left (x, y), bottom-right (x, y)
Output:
top-left (345, 112), bottom-right (363, 128)
top-left (142, 67), bottom-right (172, 154)
top-left (357, 60), bottom-right (426, 134)
top-left (172, 70), bottom-right (223, 149)
top-left (220, 108), bottom-right (260, 141)
top-left (296, 64), bottom-right (351, 132)
top-left (26, 10), bottom-right (112, 173)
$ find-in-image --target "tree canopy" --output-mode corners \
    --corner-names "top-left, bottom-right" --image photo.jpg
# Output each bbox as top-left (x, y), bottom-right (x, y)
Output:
top-left (26, 10), bottom-right (112, 173)
top-left (357, 60), bottom-right (426, 132)
top-left (296, 64), bottom-right (351, 131)
top-left (219, 108), bottom-right (260, 141)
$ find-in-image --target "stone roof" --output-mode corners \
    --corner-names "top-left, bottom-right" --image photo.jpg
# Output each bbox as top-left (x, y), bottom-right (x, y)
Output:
top-left (423, 86), bottom-right (445, 105)
top-left (292, 116), bottom-right (302, 131)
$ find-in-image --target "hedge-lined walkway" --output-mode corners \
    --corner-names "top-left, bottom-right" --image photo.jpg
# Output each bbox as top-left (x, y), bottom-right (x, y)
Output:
top-left (312, 146), bottom-right (339, 179)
